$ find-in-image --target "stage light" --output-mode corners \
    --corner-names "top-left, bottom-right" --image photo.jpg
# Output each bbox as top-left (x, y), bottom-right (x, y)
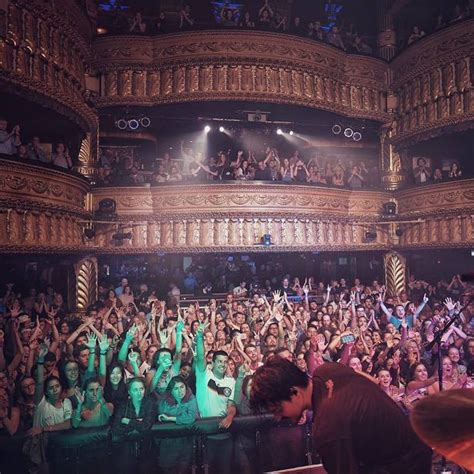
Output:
top-left (140, 117), bottom-right (151, 128)
top-left (332, 124), bottom-right (342, 135)
top-left (344, 127), bottom-right (354, 138)
top-left (289, 130), bottom-right (294, 136)
top-left (353, 131), bottom-right (362, 141)
top-left (383, 202), bottom-right (397, 215)
top-left (116, 119), bottom-right (127, 130)
top-left (276, 128), bottom-right (283, 135)
top-left (128, 119), bottom-right (139, 130)
top-left (262, 234), bottom-right (272, 246)
top-left (219, 126), bottom-right (225, 132)
top-left (204, 125), bottom-right (211, 133)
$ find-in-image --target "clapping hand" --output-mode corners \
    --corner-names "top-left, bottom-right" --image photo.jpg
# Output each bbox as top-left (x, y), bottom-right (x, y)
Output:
top-left (74, 387), bottom-right (85, 406)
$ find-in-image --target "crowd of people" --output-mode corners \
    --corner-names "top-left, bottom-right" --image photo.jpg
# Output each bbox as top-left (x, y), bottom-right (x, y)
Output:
top-left (0, 117), bottom-right (73, 170)
top-left (402, 3), bottom-right (472, 48)
top-left (100, 1), bottom-right (375, 56)
top-left (1, 265), bottom-right (473, 472)
top-left (99, 143), bottom-right (380, 189)
top-left (412, 157), bottom-right (464, 185)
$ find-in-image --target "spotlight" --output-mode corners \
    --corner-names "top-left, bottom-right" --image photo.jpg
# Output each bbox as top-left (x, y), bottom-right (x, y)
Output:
top-left (261, 234), bottom-right (272, 246)
top-left (395, 227), bottom-right (404, 237)
top-left (276, 128), bottom-right (283, 135)
top-left (219, 126), bottom-right (225, 133)
top-left (116, 119), bottom-right (127, 130)
top-left (332, 124), bottom-right (342, 135)
top-left (204, 125), bottom-right (211, 133)
top-left (128, 119), bottom-right (139, 130)
top-left (382, 202), bottom-right (397, 215)
top-left (140, 117), bottom-right (151, 128)
top-left (353, 131), bottom-right (362, 142)
top-left (289, 130), bottom-right (294, 136)
top-left (344, 127), bottom-right (354, 138)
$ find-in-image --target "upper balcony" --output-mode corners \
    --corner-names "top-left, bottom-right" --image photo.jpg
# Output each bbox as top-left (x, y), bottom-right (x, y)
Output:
top-left (92, 29), bottom-right (389, 123)
top-left (0, 0), bottom-right (97, 132)
top-left (390, 18), bottom-right (474, 147)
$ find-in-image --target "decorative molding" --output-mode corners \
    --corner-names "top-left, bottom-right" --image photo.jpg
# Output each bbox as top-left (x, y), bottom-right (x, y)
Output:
top-left (0, 1), bottom-right (97, 132)
top-left (92, 31), bottom-right (389, 122)
top-left (384, 252), bottom-right (406, 298)
top-left (390, 20), bottom-right (474, 147)
top-left (0, 158), bottom-right (90, 212)
top-left (74, 257), bottom-right (98, 311)
top-left (395, 179), bottom-right (474, 216)
top-left (92, 183), bottom-right (390, 217)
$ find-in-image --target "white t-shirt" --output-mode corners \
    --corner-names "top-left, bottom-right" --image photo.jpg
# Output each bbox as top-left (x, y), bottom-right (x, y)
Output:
top-left (196, 367), bottom-right (235, 418)
top-left (33, 396), bottom-right (72, 428)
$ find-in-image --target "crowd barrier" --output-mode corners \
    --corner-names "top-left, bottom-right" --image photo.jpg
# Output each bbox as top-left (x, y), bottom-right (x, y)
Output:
top-left (0, 414), bottom-right (317, 474)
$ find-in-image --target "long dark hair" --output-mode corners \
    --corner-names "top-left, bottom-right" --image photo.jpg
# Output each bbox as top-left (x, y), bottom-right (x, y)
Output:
top-left (164, 376), bottom-right (193, 405)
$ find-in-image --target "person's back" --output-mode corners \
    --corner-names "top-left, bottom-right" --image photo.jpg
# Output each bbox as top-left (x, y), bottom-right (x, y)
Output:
top-left (312, 363), bottom-right (431, 473)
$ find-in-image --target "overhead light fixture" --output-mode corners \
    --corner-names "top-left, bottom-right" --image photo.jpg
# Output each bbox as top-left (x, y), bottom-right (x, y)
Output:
top-left (219, 126), bottom-right (225, 132)
top-left (332, 124), bottom-right (342, 135)
top-left (204, 125), bottom-right (211, 133)
top-left (276, 128), bottom-right (283, 135)
top-left (353, 131), bottom-right (362, 141)
top-left (344, 127), bottom-right (354, 138)
top-left (128, 119), bottom-right (139, 130)
top-left (116, 119), bottom-right (127, 130)
top-left (140, 117), bottom-right (151, 128)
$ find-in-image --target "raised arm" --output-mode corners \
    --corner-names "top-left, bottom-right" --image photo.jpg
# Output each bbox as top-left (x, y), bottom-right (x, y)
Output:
top-left (194, 322), bottom-right (209, 373)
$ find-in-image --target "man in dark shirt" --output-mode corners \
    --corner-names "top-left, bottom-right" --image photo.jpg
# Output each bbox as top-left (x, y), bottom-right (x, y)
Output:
top-left (250, 358), bottom-right (432, 474)
top-left (254, 160), bottom-right (272, 180)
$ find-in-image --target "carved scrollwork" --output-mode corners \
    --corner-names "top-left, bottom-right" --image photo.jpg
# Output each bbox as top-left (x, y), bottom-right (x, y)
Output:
top-left (93, 32), bottom-right (389, 121)
top-left (75, 257), bottom-right (98, 311)
top-left (391, 20), bottom-right (474, 147)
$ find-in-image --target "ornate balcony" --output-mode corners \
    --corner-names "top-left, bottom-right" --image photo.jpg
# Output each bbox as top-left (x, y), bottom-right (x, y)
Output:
top-left (1, 156), bottom-right (473, 253)
top-left (390, 19), bottom-right (474, 147)
top-left (0, 156), bottom-right (90, 252)
top-left (0, 0), bottom-right (97, 132)
top-left (92, 30), bottom-right (390, 122)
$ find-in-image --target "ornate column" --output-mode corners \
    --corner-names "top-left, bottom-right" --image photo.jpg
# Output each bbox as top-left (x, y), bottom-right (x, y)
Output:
top-left (377, 0), bottom-right (397, 61)
top-left (73, 256), bottom-right (98, 312)
top-left (384, 251), bottom-right (407, 299)
top-left (75, 129), bottom-right (99, 179)
top-left (379, 121), bottom-right (405, 190)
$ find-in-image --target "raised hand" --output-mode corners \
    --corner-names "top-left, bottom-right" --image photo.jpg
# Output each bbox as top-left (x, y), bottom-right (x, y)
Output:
top-left (126, 324), bottom-right (138, 340)
top-left (9, 300), bottom-right (21, 318)
top-left (128, 349), bottom-right (138, 364)
top-left (302, 284), bottom-right (310, 296)
top-left (74, 387), bottom-right (85, 406)
top-left (422, 293), bottom-right (429, 305)
top-left (444, 297), bottom-right (455, 312)
top-left (98, 334), bottom-right (110, 353)
top-left (38, 343), bottom-right (49, 360)
top-left (272, 290), bottom-right (282, 304)
top-left (86, 333), bottom-right (97, 350)
top-left (176, 319), bottom-right (185, 334)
